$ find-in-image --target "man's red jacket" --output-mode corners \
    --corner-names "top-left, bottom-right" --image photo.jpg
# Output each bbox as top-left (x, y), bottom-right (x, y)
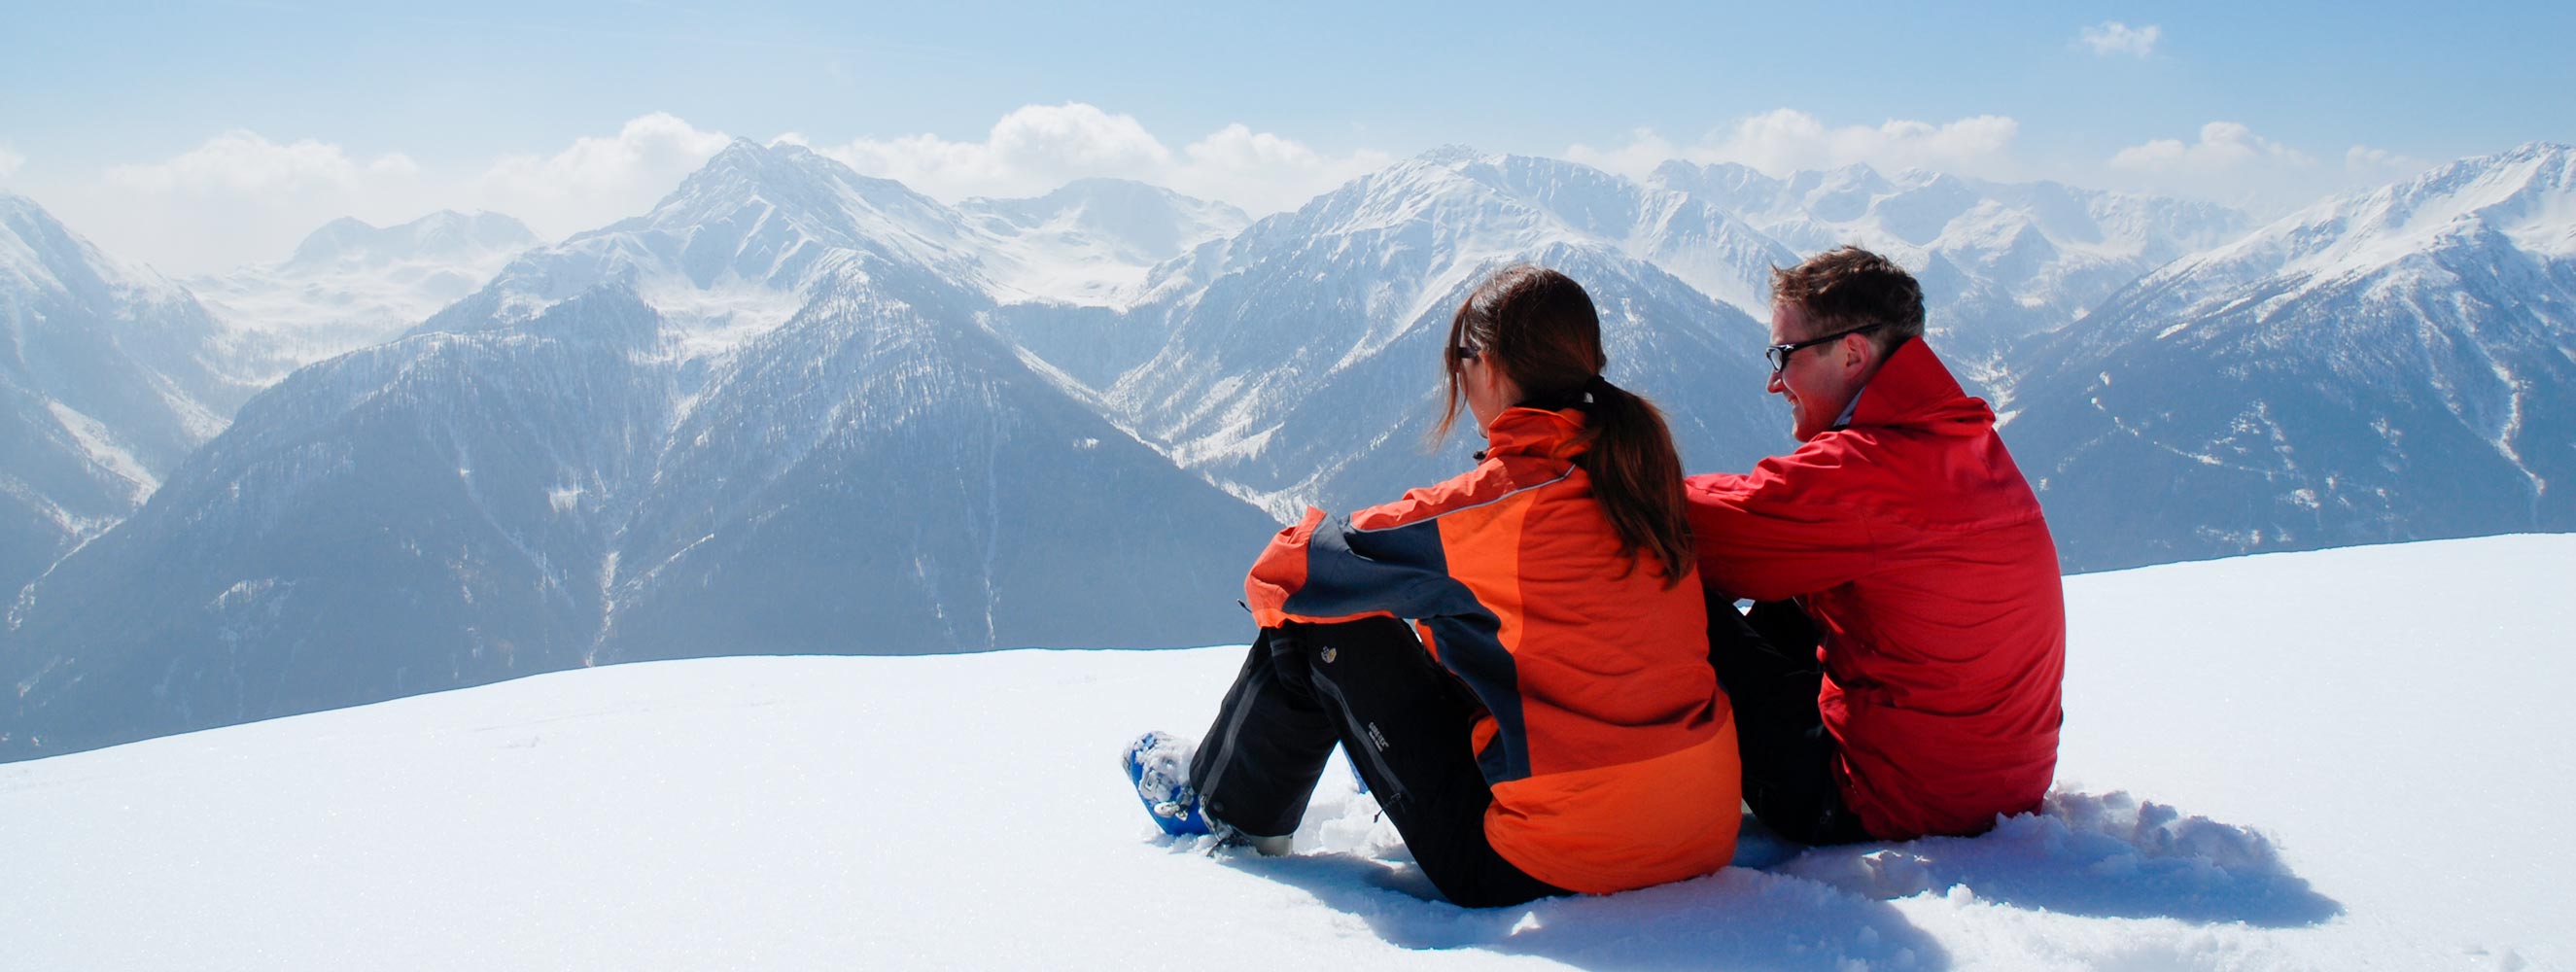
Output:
top-left (1685, 339), bottom-right (2065, 840)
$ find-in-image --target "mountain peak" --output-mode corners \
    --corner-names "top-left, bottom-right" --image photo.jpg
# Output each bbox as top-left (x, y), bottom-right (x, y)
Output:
top-left (1412, 144), bottom-right (1485, 166)
top-left (685, 138), bottom-right (810, 187)
top-left (2363, 141), bottom-right (2576, 258)
top-left (1647, 159), bottom-right (1788, 208)
top-left (706, 136), bottom-right (771, 166)
top-left (1791, 161), bottom-right (1889, 192)
top-left (468, 134), bottom-right (992, 335)
top-left (0, 191), bottom-right (50, 228)
top-left (283, 210), bottom-right (540, 270)
top-left (653, 137), bottom-right (929, 221)
top-left (1651, 158), bottom-right (1769, 180)
top-left (1, 191), bottom-right (70, 236)
top-left (2496, 140), bottom-right (2575, 165)
top-left (2409, 140), bottom-right (2573, 188)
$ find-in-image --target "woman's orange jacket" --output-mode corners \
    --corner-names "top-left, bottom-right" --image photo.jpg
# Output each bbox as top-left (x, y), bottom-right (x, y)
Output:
top-left (1245, 406), bottom-right (1739, 894)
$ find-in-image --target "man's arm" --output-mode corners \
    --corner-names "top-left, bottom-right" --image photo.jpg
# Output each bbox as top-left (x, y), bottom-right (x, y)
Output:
top-left (1684, 462), bottom-right (1877, 602)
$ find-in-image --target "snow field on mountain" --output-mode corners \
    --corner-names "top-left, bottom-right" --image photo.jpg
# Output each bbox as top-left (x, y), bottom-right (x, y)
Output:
top-left (3, 542), bottom-right (2568, 970)
top-left (40, 400), bottom-right (157, 501)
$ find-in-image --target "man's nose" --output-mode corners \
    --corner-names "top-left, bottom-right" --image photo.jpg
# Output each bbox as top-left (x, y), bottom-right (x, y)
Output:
top-left (1766, 370), bottom-right (1787, 395)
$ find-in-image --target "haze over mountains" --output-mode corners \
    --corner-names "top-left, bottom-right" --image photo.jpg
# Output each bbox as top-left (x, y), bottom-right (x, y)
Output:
top-left (1647, 160), bottom-right (2250, 388)
top-left (4, 139), bottom-right (2569, 759)
top-left (187, 210), bottom-right (541, 385)
top-left (959, 177), bottom-right (1249, 304)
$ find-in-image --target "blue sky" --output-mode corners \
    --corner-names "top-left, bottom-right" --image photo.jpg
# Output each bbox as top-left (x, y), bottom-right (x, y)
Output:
top-left (3, 1), bottom-right (2570, 273)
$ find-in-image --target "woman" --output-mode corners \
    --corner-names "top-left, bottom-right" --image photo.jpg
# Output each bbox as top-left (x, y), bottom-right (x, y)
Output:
top-left (1125, 265), bottom-right (1740, 907)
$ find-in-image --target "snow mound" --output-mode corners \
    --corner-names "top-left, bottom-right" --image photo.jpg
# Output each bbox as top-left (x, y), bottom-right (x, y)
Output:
top-left (1772, 791), bottom-right (2332, 927)
top-left (3, 535), bottom-right (2569, 970)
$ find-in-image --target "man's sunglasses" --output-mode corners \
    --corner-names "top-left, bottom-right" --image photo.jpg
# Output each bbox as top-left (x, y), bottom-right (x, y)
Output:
top-left (1765, 323), bottom-right (1884, 373)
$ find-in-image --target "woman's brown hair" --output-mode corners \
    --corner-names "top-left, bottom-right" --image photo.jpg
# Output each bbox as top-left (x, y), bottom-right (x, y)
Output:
top-left (1434, 265), bottom-right (1693, 586)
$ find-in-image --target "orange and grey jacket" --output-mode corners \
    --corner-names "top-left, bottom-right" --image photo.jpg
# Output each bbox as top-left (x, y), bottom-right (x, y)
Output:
top-left (1246, 406), bottom-right (1740, 894)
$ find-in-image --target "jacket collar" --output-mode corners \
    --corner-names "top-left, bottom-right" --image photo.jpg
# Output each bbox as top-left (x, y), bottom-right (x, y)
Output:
top-left (1843, 339), bottom-right (1997, 434)
top-left (1481, 406), bottom-right (1589, 462)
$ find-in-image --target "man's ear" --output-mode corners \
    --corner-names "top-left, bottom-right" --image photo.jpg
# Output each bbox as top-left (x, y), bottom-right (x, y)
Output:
top-left (1840, 332), bottom-right (1876, 379)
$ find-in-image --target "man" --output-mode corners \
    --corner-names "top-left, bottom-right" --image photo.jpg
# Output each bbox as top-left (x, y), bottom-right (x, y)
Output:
top-left (1686, 246), bottom-right (2066, 845)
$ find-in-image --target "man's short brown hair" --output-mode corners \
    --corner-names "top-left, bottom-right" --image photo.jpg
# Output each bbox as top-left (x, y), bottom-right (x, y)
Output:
top-left (1770, 247), bottom-right (1925, 354)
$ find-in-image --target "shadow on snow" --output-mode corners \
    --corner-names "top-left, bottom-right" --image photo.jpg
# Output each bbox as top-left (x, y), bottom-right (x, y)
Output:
top-left (1194, 788), bottom-right (2336, 971)
top-left (1229, 850), bottom-right (1953, 972)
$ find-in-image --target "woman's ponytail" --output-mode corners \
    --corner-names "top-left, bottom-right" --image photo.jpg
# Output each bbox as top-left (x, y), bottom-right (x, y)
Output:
top-left (1571, 378), bottom-right (1693, 587)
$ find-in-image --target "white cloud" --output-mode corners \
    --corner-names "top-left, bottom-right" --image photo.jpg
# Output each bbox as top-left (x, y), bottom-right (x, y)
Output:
top-left (1567, 109), bottom-right (2024, 182)
top-left (815, 103), bottom-right (1168, 201)
top-left (1568, 112), bottom-right (2379, 216)
top-left (1564, 128), bottom-right (1684, 182)
top-left (813, 102), bottom-right (1384, 213)
top-left (0, 145), bottom-right (24, 181)
top-left (1169, 124), bottom-right (1392, 214)
top-left (2098, 126), bottom-right (2454, 213)
top-left (2101, 122), bottom-right (2346, 212)
top-left (65, 131), bottom-right (436, 275)
top-left (472, 112), bottom-right (732, 238)
top-left (1724, 110), bottom-right (2021, 177)
top-left (102, 130), bottom-right (418, 194)
top-left (48, 106), bottom-right (1384, 275)
top-left (2078, 21), bottom-right (2161, 58)
top-left (42, 116), bottom-right (739, 276)
top-left (2110, 122), bottom-right (2314, 174)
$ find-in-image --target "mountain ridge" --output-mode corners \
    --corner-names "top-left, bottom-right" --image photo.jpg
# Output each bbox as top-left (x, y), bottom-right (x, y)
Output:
top-left (1, 193), bottom-right (245, 592)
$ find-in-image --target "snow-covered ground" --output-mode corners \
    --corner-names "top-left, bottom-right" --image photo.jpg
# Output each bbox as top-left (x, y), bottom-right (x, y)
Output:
top-left (3, 535), bottom-right (2566, 970)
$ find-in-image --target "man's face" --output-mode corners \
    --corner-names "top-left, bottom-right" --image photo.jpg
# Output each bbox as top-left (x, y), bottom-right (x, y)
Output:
top-left (1767, 303), bottom-right (1869, 441)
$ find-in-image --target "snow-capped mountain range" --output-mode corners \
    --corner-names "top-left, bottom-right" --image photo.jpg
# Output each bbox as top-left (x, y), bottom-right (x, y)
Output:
top-left (1049, 149), bottom-right (1790, 519)
top-left (2008, 142), bottom-right (2576, 570)
top-left (435, 143), bottom-right (1251, 357)
top-left (1, 142), bottom-right (1283, 760)
top-left (4, 139), bottom-right (2569, 761)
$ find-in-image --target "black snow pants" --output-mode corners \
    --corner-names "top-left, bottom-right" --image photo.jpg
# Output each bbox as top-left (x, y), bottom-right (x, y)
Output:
top-left (1187, 617), bottom-right (1571, 908)
top-left (1706, 594), bottom-right (1874, 847)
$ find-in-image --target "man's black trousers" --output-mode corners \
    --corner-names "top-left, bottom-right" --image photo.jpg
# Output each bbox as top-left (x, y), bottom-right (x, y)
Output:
top-left (1186, 617), bottom-right (1569, 908)
top-left (1707, 595), bottom-right (1874, 846)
